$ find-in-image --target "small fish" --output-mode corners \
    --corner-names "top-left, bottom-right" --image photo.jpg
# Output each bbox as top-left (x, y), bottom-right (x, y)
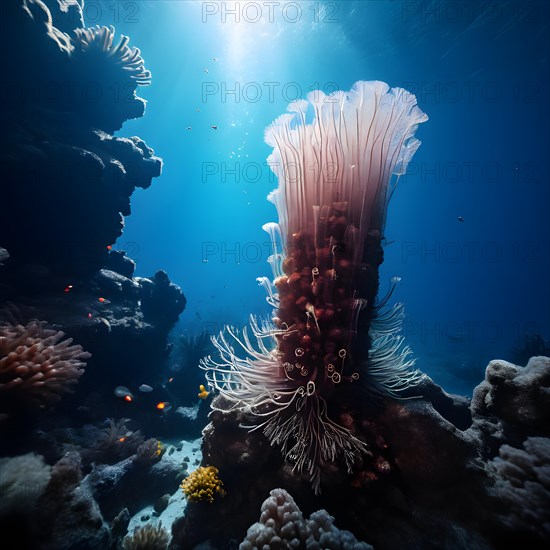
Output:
top-left (198, 384), bottom-right (209, 399)
top-left (139, 384), bottom-right (153, 393)
top-left (196, 108), bottom-right (201, 112)
top-left (114, 386), bottom-right (134, 402)
top-left (156, 401), bottom-right (172, 412)
top-left (98, 297), bottom-right (110, 303)
top-left (106, 245), bottom-right (112, 250)
top-left (64, 284), bottom-right (73, 293)
top-left (87, 313), bottom-right (92, 319)
top-left (213, 57), bottom-right (218, 61)
top-left (204, 68), bottom-right (209, 73)
top-left (458, 216), bottom-right (464, 222)
top-left (187, 126), bottom-right (192, 131)
top-left (211, 125), bottom-right (218, 130)
top-left (98, 317), bottom-right (111, 330)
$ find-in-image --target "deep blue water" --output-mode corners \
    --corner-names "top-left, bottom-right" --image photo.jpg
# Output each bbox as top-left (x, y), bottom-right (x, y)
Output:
top-left (87, 0), bottom-right (549, 396)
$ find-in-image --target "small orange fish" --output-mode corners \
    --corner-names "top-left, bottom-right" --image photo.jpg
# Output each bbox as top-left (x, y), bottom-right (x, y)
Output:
top-left (156, 401), bottom-right (172, 412)
top-left (87, 313), bottom-right (92, 319)
top-left (115, 386), bottom-right (134, 402)
top-left (107, 245), bottom-right (113, 250)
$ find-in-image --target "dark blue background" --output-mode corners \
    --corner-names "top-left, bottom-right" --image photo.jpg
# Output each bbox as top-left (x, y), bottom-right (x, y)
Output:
top-left (86, 0), bottom-right (550, 395)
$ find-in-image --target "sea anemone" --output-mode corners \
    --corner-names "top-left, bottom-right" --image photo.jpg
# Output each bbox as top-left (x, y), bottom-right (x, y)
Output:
top-left (72, 25), bottom-right (151, 86)
top-left (0, 320), bottom-right (90, 408)
top-left (121, 523), bottom-right (170, 550)
top-left (202, 81), bottom-right (428, 493)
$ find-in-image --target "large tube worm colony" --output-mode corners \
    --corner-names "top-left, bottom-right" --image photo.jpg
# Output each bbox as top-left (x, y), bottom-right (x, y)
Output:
top-left (203, 81), bottom-right (428, 492)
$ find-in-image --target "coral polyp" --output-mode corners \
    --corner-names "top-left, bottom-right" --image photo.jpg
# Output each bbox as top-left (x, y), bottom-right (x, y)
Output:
top-left (202, 81), bottom-right (428, 493)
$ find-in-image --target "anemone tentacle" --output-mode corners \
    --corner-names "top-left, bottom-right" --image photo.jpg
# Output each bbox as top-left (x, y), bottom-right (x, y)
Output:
top-left (72, 25), bottom-right (152, 85)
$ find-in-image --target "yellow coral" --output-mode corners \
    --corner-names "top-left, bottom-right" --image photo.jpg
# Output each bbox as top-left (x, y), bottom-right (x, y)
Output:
top-left (180, 465), bottom-right (225, 503)
top-left (155, 440), bottom-right (164, 458)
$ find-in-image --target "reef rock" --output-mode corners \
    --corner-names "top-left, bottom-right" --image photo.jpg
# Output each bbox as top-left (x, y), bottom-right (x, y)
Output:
top-left (0, 0), bottom-right (163, 281)
top-left (470, 356), bottom-right (550, 453)
top-left (171, 356), bottom-right (550, 549)
top-left (37, 451), bottom-right (112, 549)
top-left (0, 0), bottom-right (186, 429)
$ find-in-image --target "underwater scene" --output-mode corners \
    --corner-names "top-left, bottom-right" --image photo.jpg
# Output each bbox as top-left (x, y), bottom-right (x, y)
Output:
top-left (1, 0), bottom-right (549, 548)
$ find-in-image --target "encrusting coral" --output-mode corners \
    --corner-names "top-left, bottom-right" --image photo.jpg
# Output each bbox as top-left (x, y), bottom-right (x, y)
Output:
top-left (180, 465), bottom-right (225, 503)
top-left (0, 452), bottom-right (52, 516)
top-left (0, 320), bottom-right (90, 408)
top-left (202, 81), bottom-right (427, 493)
top-left (490, 436), bottom-right (550, 539)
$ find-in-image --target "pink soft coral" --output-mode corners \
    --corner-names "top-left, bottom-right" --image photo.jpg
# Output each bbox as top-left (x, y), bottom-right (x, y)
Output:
top-left (0, 320), bottom-right (90, 408)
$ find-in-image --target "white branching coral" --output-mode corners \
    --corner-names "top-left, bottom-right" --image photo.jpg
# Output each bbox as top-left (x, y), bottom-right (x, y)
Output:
top-left (240, 488), bottom-right (373, 549)
top-left (72, 25), bottom-right (152, 86)
top-left (0, 320), bottom-right (90, 407)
